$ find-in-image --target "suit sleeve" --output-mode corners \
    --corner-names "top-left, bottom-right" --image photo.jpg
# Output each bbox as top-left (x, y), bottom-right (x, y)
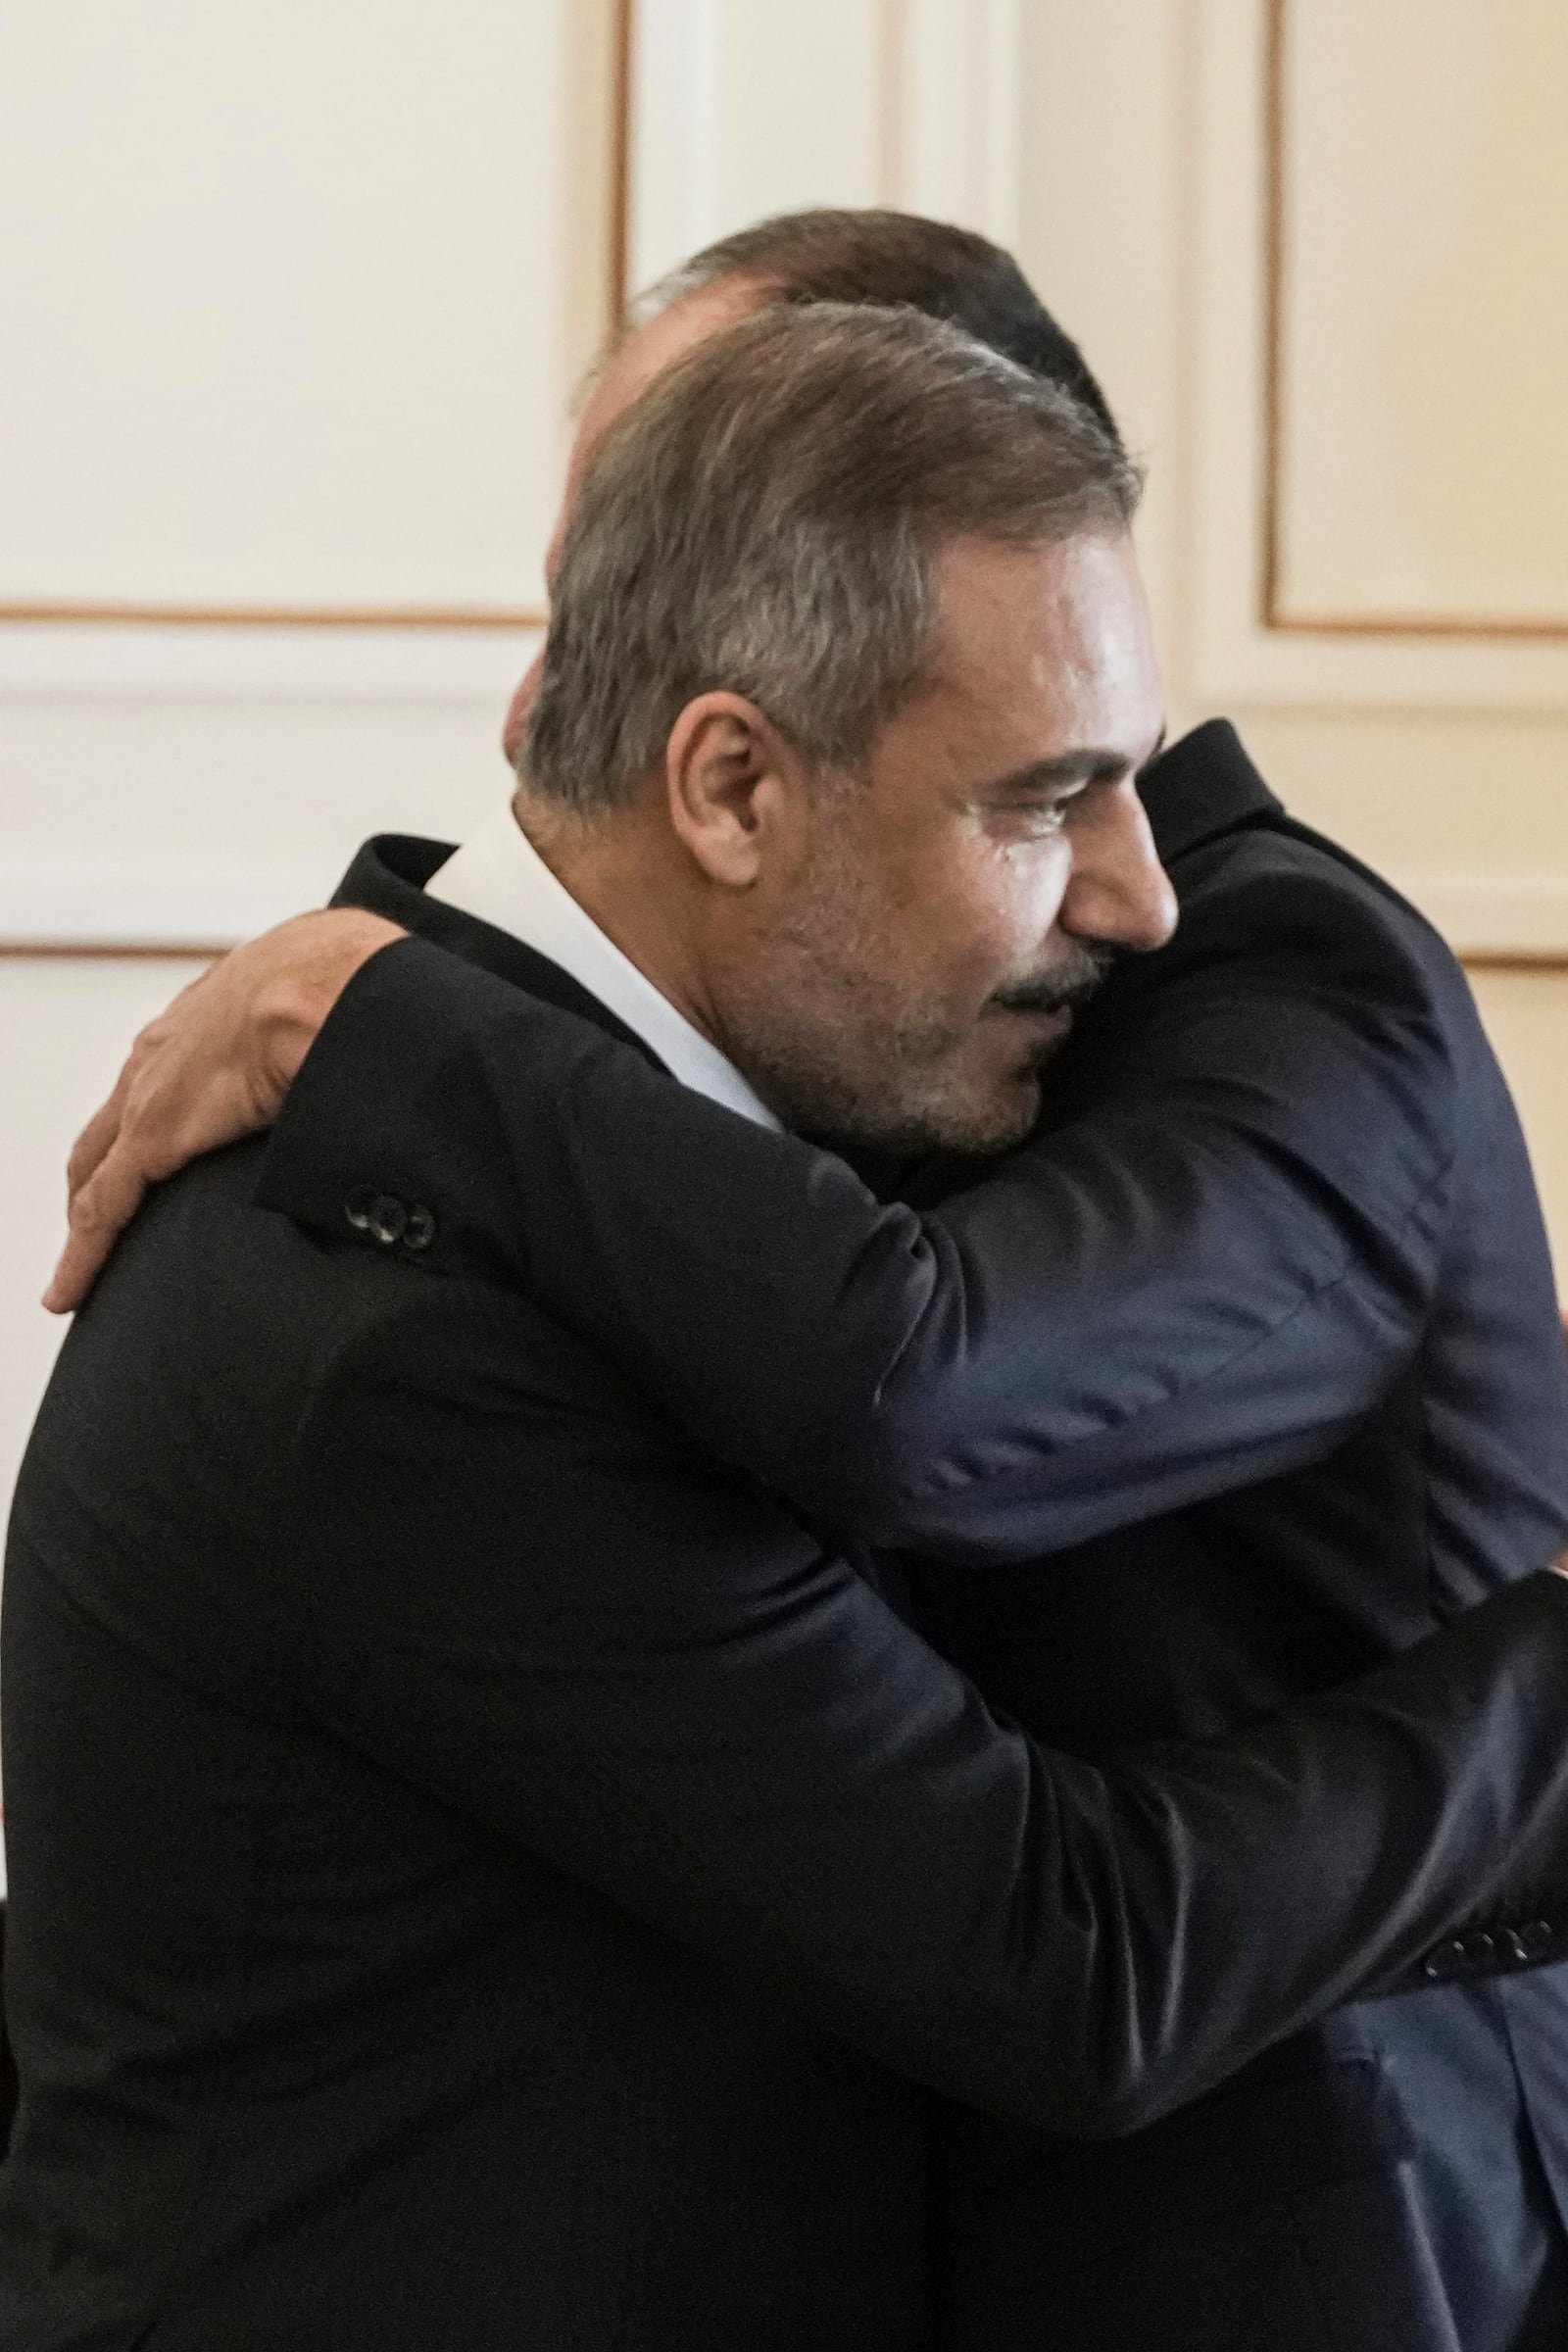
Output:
top-left (280, 1275), bottom-right (1568, 2137)
top-left (261, 860), bottom-right (1457, 1565)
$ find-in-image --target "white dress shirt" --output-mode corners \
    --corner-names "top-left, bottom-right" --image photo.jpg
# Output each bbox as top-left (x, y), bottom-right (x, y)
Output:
top-left (425, 800), bottom-right (781, 1131)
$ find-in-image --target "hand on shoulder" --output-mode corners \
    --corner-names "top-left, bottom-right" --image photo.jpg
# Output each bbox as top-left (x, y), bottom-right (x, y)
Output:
top-left (44, 906), bottom-right (405, 1313)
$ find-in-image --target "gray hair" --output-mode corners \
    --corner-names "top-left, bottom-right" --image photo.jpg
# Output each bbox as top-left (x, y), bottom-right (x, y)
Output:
top-left (524, 302), bottom-right (1142, 818)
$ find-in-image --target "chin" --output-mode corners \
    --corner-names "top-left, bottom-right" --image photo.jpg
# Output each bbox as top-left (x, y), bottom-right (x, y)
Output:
top-left (853, 1069), bottom-right (1043, 1159)
top-left (728, 1015), bottom-right (1045, 1160)
top-left (934, 1087), bottom-right (1042, 1156)
top-left (914, 1041), bottom-right (1053, 1155)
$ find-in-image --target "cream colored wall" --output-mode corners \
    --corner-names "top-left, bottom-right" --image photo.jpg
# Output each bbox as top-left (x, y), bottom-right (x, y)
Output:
top-left (1016, 0), bottom-right (1568, 1278)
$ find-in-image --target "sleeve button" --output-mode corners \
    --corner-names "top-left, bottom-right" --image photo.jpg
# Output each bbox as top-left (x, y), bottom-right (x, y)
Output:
top-left (345, 1184), bottom-right (378, 1234)
top-left (1422, 1937), bottom-right (1469, 1982)
top-left (368, 1194), bottom-right (407, 1247)
top-left (402, 1204), bottom-right (436, 1253)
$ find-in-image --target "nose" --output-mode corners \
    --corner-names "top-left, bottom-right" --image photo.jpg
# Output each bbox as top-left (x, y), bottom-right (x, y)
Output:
top-left (1060, 780), bottom-right (1178, 955)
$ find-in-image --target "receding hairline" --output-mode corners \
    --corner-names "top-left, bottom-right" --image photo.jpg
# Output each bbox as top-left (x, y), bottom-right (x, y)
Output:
top-left (570, 268), bottom-right (785, 419)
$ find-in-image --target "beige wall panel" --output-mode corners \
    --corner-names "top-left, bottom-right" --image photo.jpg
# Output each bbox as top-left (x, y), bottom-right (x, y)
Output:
top-left (1225, 708), bottom-right (1568, 953)
top-left (0, 679), bottom-right (532, 947)
top-left (0, 0), bottom-right (603, 614)
top-left (1184, 0), bottom-right (1568, 718)
top-left (1275, 0), bottom-right (1568, 628)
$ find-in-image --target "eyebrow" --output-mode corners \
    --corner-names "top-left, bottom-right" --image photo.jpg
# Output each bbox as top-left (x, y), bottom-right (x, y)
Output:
top-left (984, 726), bottom-right (1167, 799)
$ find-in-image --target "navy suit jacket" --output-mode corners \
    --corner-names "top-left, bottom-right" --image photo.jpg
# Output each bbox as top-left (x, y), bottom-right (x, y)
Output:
top-left (231, 719), bottom-right (1568, 2350)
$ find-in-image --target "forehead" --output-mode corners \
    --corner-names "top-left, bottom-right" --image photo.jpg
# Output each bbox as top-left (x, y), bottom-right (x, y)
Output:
top-left (922, 531), bottom-right (1161, 751)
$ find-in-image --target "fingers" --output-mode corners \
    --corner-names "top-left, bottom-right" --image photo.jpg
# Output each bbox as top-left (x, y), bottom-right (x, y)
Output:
top-left (43, 1143), bottom-right (154, 1314)
top-left (46, 1058), bottom-right (258, 1313)
top-left (47, 1056), bottom-right (191, 1312)
top-left (49, 1002), bottom-right (197, 1309)
top-left (63, 967), bottom-right (215, 1201)
top-left (64, 1070), bottom-right (132, 1201)
top-left (43, 911), bottom-right (404, 1315)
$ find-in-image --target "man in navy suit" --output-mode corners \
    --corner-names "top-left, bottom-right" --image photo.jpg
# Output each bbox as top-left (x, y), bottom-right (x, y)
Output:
top-left (37, 216), bottom-right (1568, 2349)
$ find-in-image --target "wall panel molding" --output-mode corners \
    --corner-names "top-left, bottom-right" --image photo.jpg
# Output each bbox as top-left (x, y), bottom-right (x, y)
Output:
top-left (1393, 871), bottom-right (1568, 962)
top-left (0, 617), bottom-right (542, 951)
top-left (0, 620), bottom-right (542, 708)
top-left (607, 0), bottom-right (637, 315)
top-left (0, 0), bottom-right (625, 634)
top-left (1261, 0), bottom-right (1568, 643)
top-left (1190, 0), bottom-right (1568, 712)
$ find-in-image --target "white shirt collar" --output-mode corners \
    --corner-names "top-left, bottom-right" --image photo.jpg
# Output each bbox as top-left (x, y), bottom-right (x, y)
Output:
top-left (424, 801), bottom-right (781, 1130)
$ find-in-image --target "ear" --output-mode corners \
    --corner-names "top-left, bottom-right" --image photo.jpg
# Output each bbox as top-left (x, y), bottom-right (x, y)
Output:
top-left (663, 691), bottom-right (806, 887)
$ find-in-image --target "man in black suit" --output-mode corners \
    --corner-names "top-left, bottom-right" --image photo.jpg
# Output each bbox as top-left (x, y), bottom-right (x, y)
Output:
top-left (24, 224), bottom-right (1568, 2351)
top-left (346, 714), bottom-right (1568, 2352)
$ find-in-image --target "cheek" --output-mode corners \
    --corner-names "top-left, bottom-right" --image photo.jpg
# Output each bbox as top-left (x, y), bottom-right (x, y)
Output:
top-left (936, 840), bottom-right (1074, 984)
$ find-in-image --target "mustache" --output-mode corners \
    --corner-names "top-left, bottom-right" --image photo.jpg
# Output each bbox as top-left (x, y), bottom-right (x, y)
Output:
top-left (988, 942), bottom-right (1124, 1020)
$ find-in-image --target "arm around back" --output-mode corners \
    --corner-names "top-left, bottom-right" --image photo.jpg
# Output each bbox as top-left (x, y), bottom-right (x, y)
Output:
top-left (280, 1271), bottom-right (1568, 2139)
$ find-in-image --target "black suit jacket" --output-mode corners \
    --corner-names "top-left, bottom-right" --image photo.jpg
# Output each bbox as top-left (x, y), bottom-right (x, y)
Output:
top-left (0, 1908), bottom-right (14, 2158)
top-left (8, 758), bottom-right (1568, 2351)
top-left (229, 720), bottom-right (1568, 2350)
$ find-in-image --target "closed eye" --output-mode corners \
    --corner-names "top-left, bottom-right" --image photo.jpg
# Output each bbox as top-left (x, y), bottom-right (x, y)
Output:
top-left (988, 796), bottom-right (1079, 841)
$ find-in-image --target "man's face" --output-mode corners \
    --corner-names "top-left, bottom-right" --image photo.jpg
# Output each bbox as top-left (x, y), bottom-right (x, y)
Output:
top-left (706, 527), bottom-right (1173, 1156)
top-left (510, 278), bottom-right (1176, 1155)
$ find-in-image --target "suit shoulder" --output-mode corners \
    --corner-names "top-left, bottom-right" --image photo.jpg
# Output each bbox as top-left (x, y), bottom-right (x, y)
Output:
top-left (1163, 817), bottom-right (1457, 1015)
top-left (1076, 814), bottom-right (1462, 1187)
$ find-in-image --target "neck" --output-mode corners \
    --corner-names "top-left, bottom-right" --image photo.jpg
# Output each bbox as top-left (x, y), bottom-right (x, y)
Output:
top-left (512, 783), bottom-right (723, 1047)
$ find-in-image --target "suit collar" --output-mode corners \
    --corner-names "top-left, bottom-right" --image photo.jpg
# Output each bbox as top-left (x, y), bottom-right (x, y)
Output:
top-left (331, 833), bottom-right (663, 1067)
top-left (1139, 719), bottom-right (1282, 863)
